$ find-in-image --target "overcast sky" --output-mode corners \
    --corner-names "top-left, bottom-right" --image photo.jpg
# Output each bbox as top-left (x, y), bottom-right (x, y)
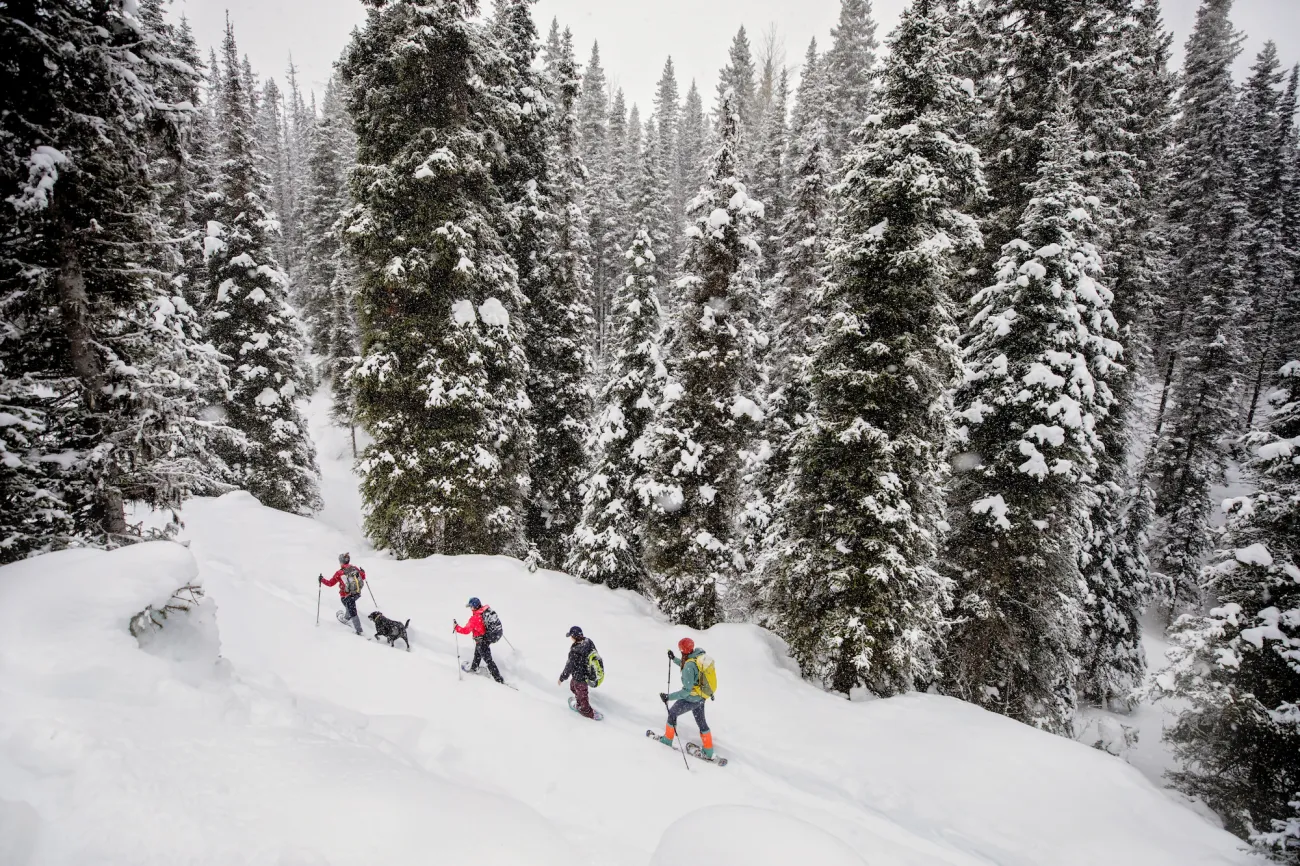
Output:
top-left (176, 0), bottom-right (1300, 115)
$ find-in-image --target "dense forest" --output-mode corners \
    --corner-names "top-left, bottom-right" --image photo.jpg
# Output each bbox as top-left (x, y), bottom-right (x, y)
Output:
top-left (1, 0), bottom-right (1298, 858)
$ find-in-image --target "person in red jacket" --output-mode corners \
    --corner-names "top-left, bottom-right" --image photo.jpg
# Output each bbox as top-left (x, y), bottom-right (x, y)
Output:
top-left (320, 552), bottom-right (366, 635)
top-left (452, 597), bottom-right (503, 683)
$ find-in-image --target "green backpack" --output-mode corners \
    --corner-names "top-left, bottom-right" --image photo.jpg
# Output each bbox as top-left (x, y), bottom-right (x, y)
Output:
top-left (587, 648), bottom-right (605, 687)
top-left (340, 565), bottom-right (363, 595)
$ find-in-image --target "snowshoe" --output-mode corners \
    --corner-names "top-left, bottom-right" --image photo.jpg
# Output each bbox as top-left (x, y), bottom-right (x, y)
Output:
top-left (461, 663), bottom-right (518, 690)
top-left (567, 696), bottom-right (603, 720)
top-left (685, 742), bottom-right (728, 766)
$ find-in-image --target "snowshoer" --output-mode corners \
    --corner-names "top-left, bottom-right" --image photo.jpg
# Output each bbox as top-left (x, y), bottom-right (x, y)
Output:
top-left (658, 637), bottom-right (716, 758)
top-left (453, 597), bottom-right (504, 683)
top-left (558, 625), bottom-right (599, 719)
top-left (320, 552), bottom-right (366, 635)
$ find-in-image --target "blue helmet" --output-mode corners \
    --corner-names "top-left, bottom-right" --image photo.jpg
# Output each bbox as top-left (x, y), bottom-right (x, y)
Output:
top-left (467, 597), bottom-right (481, 610)
top-left (566, 625), bottom-right (583, 639)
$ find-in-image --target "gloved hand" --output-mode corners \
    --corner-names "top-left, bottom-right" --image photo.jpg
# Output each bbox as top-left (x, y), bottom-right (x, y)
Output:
top-left (451, 620), bottom-right (458, 633)
top-left (318, 575), bottom-right (324, 584)
top-left (659, 692), bottom-right (669, 703)
top-left (667, 649), bottom-right (675, 660)
top-left (557, 678), bottom-right (564, 686)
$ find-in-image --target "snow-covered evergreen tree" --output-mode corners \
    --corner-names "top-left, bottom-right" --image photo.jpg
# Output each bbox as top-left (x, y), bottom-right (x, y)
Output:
top-left (525, 27), bottom-right (595, 568)
top-left (673, 81), bottom-right (709, 272)
top-left (823, 0), bottom-right (880, 160)
top-left (941, 100), bottom-right (1121, 734)
top-left (654, 58), bottom-right (684, 272)
top-left (340, 0), bottom-right (532, 558)
top-left (751, 70), bottom-right (789, 275)
top-left (637, 89), bottom-right (765, 629)
top-left (1239, 45), bottom-right (1296, 430)
top-left (1, 0), bottom-right (237, 560)
top-left (762, 0), bottom-right (983, 696)
top-left (762, 39), bottom-right (831, 488)
top-left (298, 77), bottom-right (355, 357)
top-left (206, 21), bottom-right (320, 515)
top-left (716, 28), bottom-right (759, 144)
top-left (1148, 0), bottom-right (1249, 616)
top-left (568, 226), bottom-right (662, 589)
top-left (1154, 355), bottom-right (1300, 858)
top-left (578, 41), bottom-right (620, 365)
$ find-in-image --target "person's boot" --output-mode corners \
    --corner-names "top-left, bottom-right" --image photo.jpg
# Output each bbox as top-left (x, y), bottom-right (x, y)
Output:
top-left (350, 615), bottom-right (364, 635)
top-left (658, 725), bottom-right (676, 747)
top-left (701, 731), bottom-right (715, 759)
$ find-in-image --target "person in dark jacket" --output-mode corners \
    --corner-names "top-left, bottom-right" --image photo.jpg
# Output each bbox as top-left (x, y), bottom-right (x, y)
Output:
top-left (453, 597), bottom-right (503, 683)
top-left (320, 552), bottom-right (366, 635)
top-left (558, 625), bottom-right (597, 718)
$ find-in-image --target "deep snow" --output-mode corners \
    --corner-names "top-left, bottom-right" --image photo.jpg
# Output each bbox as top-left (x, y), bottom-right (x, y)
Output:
top-left (0, 387), bottom-right (1257, 865)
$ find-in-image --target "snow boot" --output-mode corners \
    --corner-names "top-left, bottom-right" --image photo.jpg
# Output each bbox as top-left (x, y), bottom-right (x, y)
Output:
top-left (658, 725), bottom-right (676, 747)
top-left (350, 615), bottom-right (364, 635)
top-left (701, 731), bottom-right (714, 759)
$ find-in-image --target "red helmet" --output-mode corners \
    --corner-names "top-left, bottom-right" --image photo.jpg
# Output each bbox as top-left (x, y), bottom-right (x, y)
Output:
top-left (678, 637), bottom-right (695, 656)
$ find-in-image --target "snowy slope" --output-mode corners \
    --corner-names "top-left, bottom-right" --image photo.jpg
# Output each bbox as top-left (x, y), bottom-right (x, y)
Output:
top-left (0, 391), bottom-right (1255, 866)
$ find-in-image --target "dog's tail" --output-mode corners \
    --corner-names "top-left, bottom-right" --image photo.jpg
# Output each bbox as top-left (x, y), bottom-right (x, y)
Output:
top-left (404, 619), bottom-right (410, 629)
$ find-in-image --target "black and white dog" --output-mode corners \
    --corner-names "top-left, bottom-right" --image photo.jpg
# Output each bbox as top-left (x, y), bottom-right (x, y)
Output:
top-left (367, 611), bottom-right (411, 650)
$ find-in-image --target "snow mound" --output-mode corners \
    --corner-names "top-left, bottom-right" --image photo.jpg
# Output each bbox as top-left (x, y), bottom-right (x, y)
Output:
top-left (649, 805), bottom-right (865, 866)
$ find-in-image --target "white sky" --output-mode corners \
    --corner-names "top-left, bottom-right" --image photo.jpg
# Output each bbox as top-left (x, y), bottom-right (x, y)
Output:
top-left (176, 0), bottom-right (1300, 116)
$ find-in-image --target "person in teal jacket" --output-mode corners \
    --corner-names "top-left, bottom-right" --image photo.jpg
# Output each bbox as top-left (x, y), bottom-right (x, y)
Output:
top-left (657, 637), bottom-right (715, 758)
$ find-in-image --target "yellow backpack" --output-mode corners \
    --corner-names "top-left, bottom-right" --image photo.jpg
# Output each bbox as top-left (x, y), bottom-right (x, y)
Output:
top-left (688, 654), bottom-right (717, 700)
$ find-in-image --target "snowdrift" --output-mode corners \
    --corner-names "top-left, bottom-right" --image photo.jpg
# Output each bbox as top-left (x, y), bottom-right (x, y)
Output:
top-left (0, 485), bottom-right (1255, 865)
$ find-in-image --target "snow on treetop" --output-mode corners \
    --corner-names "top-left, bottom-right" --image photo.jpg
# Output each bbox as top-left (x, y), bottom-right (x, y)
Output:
top-left (730, 395), bottom-right (764, 423)
top-left (8, 145), bottom-right (67, 213)
top-left (971, 494), bottom-right (1011, 529)
top-left (451, 299), bottom-right (477, 326)
top-left (478, 298), bottom-right (510, 327)
top-left (1234, 543), bottom-right (1274, 567)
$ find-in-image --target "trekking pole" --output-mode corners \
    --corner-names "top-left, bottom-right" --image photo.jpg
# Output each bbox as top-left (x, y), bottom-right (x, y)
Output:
top-left (662, 694), bottom-right (690, 770)
top-left (504, 635), bottom-right (517, 652)
top-left (366, 580), bottom-right (378, 607)
top-left (315, 575), bottom-right (322, 626)
top-left (455, 627), bottom-right (463, 681)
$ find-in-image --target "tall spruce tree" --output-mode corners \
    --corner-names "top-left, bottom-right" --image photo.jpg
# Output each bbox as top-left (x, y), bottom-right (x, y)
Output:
top-left (1, 0), bottom-right (237, 560)
top-left (1239, 45), bottom-right (1296, 431)
top-left (716, 29), bottom-right (759, 148)
top-left (941, 100), bottom-right (1121, 734)
top-left (1155, 353), bottom-right (1300, 859)
top-left (762, 39), bottom-right (831, 492)
top-left (525, 27), bottom-right (595, 568)
top-left (578, 41), bottom-right (620, 365)
top-left (823, 0), bottom-right (880, 160)
top-left (673, 81), bottom-right (709, 266)
top-left (568, 225), bottom-right (663, 590)
top-left (762, 0), bottom-right (983, 695)
top-left (1148, 0), bottom-right (1249, 616)
top-left (637, 89), bottom-right (765, 629)
top-left (206, 21), bottom-right (320, 515)
top-left (340, 0), bottom-right (532, 557)
top-left (1076, 0), bottom-right (1176, 710)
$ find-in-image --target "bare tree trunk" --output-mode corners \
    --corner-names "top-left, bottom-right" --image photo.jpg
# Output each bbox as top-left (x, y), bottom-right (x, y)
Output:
top-left (53, 202), bottom-right (127, 537)
top-left (350, 422), bottom-right (357, 459)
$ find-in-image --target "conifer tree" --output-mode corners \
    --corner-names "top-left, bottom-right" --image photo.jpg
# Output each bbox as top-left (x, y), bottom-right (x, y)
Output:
top-left (1148, 0), bottom-right (1249, 616)
top-left (1, 0), bottom-right (238, 559)
top-left (637, 89), bottom-right (765, 629)
top-left (1075, 0), bottom-right (1176, 710)
top-left (206, 21), bottom-right (320, 515)
top-left (568, 226), bottom-right (662, 589)
top-left (255, 78), bottom-right (293, 272)
top-left (716, 29), bottom-right (759, 146)
top-left (823, 0), bottom-right (880, 160)
top-left (340, 0), bottom-right (532, 557)
top-left (298, 77), bottom-right (355, 357)
top-left (525, 27), bottom-right (595, 567)
top-left (762, 0), bottom-right (983, 695)
top-left (762, 40), bottom-right (831, 488)
top-left (654, 58), bottom-right (683, 269)
top-left (674, 82), bottom-right (709, 257)
top-left (751, 70), bottom-right (789, 275)
top-left (1155, 354), bottom-right (1300, 859)
top-left (941, 101), bottom-right (1121, 734)
top-left (578, 41), bottom-right (620, 364)
top-left (1239, 46), bottom-right (1296, 431)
